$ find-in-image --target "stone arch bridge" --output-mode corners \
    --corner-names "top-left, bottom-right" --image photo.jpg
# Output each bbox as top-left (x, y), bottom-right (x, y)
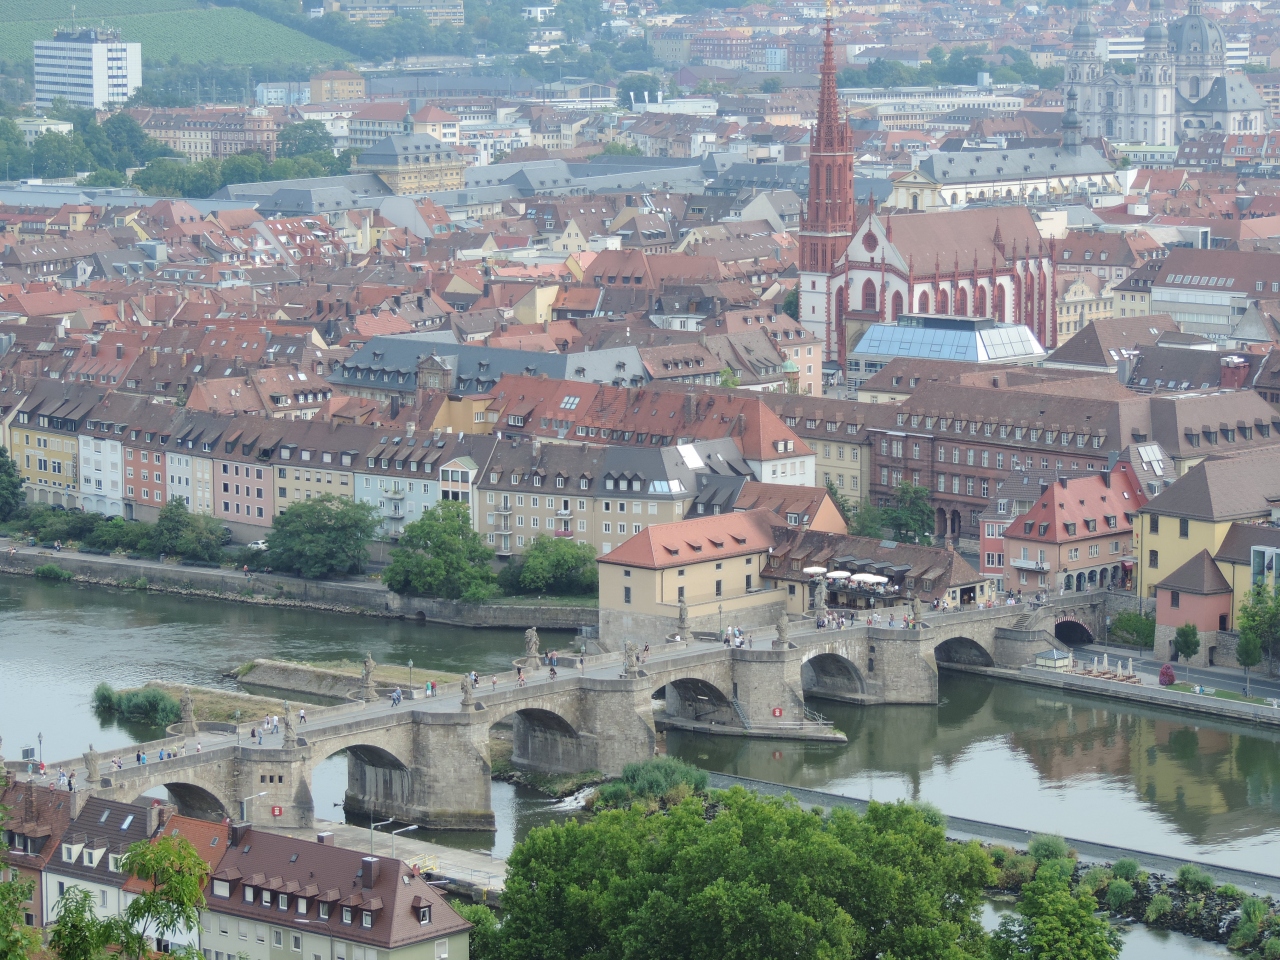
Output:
top-left (8, 598), bottom-right (1106, 832)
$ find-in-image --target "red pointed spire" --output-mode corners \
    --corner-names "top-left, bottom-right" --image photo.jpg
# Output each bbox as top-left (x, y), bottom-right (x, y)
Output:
top-left (799, 9), bottom-right (855, 277)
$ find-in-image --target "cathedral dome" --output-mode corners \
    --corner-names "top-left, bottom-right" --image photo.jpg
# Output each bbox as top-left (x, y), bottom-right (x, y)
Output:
top-left (1167, 9), bottom-right (1225, 58)
top-left (1073, 19), bottom-right (1099, 45)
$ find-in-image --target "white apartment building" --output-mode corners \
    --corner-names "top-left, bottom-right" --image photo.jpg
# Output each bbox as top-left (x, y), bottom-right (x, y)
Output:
top-left (34, 27), bottom-right (141, 109)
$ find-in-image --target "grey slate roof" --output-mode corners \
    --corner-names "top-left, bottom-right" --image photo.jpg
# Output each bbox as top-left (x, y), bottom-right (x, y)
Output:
top-left (1156, 548), bottom-right (1233, 595)
top-left (330, 334), bottom-right (650, 394)
top-left (917, 144), bottom-right (1111, 186)
top-left (210, 175), bottom-right (394, 210)
top-left (1143, 446), bottom-right (1280, 521)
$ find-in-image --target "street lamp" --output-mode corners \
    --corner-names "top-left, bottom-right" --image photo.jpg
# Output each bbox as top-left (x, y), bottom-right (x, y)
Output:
top-left (296, 918), bottom-right (335, 960)
top-left (370, 818), bottom-right (393, 854)
top-left (239, 791), bottom-right (267, 821)
top-left (408, 659), bottom-right (413, 690)
top-left (390, 824), bottom-right (415, 859)
top-left (718, 603), bottom-right (723, 636)
top-left (37, 733), bottom-right (42, 764)
top-left (234, 710), bottom-right (241, 744)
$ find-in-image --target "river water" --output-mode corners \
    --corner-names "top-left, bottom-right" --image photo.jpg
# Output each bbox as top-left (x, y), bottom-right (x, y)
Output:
top-left (2, 575), bottom-right (1278, 890)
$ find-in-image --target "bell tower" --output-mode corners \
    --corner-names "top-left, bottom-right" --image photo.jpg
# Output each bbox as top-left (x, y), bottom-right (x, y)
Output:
top-left (798, 0), bottom-right (856, 361)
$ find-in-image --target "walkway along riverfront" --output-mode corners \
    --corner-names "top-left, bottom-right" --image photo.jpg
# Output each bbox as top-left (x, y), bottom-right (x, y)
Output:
top-left (4, 595), bottom-right (1114, 832)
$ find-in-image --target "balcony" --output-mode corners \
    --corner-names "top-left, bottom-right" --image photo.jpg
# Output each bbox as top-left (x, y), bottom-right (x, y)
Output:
top-left (555, 508), bottom-right (573, 517)
top-left (494, 504), bottom-right (512, 514)
top-left (1010, 558), bottom-right (1050, 572)
top-left (553, 529), bottom-right (574, 537)
top-left (382, 488), bottom-right (405, 500)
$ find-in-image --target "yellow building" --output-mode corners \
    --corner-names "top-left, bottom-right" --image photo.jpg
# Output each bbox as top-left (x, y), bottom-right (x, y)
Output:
top-left (351, 133), bottom-right (466, 196)
top-left (1055, 273), bottom-right (1114, 345)
top-left (8, 384), bottom-right (96, 508)
top-left (762, 396), bottom-right (870, 508)
top-left (1134, 445), bottom-right (1280, 601)
top-left (310, 70), bottom-right (367, 103)
top-left (269, 423), bottom-right (365, 515)
top-left (599, 508), bottom-right (782, 644)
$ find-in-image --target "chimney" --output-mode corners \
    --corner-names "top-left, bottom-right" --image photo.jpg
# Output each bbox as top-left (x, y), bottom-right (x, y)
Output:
top-left (316, 831), bottom-right (335, 846)
top-left (116, 343), bottom-right (123, 360)
top-left (1040, 479), bottom-right (1049, 494)
top-left (90, 342), bottom-right (98, 357)
top-left (230, 821), bottom-right (250, 846)
top-left (361, 856), bottom-right (381, 890)
top-left (1101, 470), bottom-right (1111, 488)
top-left (1116, 357), bottom-right (1130, 385)
top-left (390, 395), bottom-right (400, 420)
top-left (1059, 477), bottom-right (1069, 490)
top-left (1220, 355), bottom-right (1249, 391)
top-left (146, 801), bottom-right (174, 836)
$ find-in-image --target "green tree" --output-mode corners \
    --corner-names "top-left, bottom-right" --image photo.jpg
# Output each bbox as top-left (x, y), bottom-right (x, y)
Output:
top-left (32, 131), bottom-right (93, 179)
top-left (456, 904), bottom-right (501, 960)
top-left (496, 789), bottom-right (993, 960)
top-left (1237, 581), bottom-right (1280, 685)
top-left (48, 887), bottom-right (114, 960)
top-left (851, 503), bottom-right (886, 538)
top-left (0, 446), bottom-right (23, 522)
top-left (616, 72), bottom-right (661, 108)
top-left (826, 479), bottom-right (856, 532)
top-left (598, 141), bottom-right (641, 156)
top-left (118, 835), bottom-right (211, 957)
top-left (278, 119), bottom-right (335, 157)
top-left (718, 366), bottom-right (741, 387)
top-left (991, 857), bottom-right (1120, 960)
top-left (782, 287), bottom-right (799, 319)
top-left (1173, 622), bottom-right (1200, 680)
top-left (267, 494), bottom-right (379, 579)
top-left (219, 151), bottom-right (268, 186)
top-left (761, 77), bottom-right (783, 93)
top-left (887, 483), bottom-right (933, 544)
top-left (0, 806), bottom-right (40, 960)
top-left (382, 500), bottom-right (497, 601)
top-left (153, 496), bottom-right (193, 557)
top-left (509, 535), bottom-right (597, 594)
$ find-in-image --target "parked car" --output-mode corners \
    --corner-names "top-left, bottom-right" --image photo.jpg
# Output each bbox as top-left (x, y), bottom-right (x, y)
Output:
top-left (247, 540), bottom-right (269, 551)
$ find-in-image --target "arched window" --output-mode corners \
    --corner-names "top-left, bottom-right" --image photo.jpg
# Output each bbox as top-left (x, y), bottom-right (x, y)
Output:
top-left (836, 284), bottom-right (847, 320)
top-left (956, 287), bottom-right (968, 316)
top-left (1190, 76), bottom-right (1201, 98)
top-left (892, 291), bottom-right (903, 322)
top-left (861, 279), bottom-right (877, 311)
top-left (825, 164), bottom-right (832, 194)
top-left (911, 193), bottom-right (919, 210)
top-left (918, 290), bottom-right (930, 313)
top-left (993, 285), bottom-right (1005, 322)
top-left (975, 285), bottom-right (987, 317)
top-left (1105, 119), bottom-right (1114, 137)
top-left (951, 192), bottom-right (959, 205)
top-left (938, 289), bottom-right (949, 314)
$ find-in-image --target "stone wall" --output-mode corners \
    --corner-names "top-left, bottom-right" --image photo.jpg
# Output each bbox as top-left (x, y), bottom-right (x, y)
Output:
top-left (0, 550), bottom-right (597, 631)
top-left (239, 660), bottom-right (363, 702)
top-left (600, 597), bottom-right (786, 653)
top-left (1154, 624), bottom-right (1241, 669)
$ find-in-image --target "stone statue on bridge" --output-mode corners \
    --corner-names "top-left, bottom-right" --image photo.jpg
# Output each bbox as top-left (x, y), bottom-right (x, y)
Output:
top-left (84, 744), bottom-right (100, 784)
top-left (524, 627), bottom-right (541, 665)
top-left (677, 599), bottom-right (689, 638)
top-left (361, 653), bottom-right (377, 700)
top-left (282, 703), bottom-right (297, 748)
top-left (180, 688), bottom-right (196, 737)
top-left (461, 676), bottom-right (475, 707)
top-left (623, 641), bottom-right (640, 678)
top-left (775, 612), bottom-right (789, 648)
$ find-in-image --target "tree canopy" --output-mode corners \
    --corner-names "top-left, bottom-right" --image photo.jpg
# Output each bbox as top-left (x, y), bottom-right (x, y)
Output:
top-left (498, 535), bottom-right (596, 595)
top-left (1173, 622), bottom-right (1200, 676)
top-left (0, 446), bottom-right (23, 522)
top-left (991, 858), bottom-right (1120, 960)
top-left (267, 494), bottom-right (380, 578)
top-left (382, 500), bottom-right (498, 601)
top-left (1236, 582), bottom-right (1278, 695)
top-left (888, 482), bottom-right (934, 544)
top-left (475, 787), bottom-right (994, 960)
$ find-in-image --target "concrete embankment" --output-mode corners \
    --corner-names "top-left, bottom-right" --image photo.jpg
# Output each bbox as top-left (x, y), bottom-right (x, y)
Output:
top-left (940, 662), bottom-right (1280, 730)
top-left (706, 772), bottom-right (1280, 894)
top-left (0, 543), bottom-right (597, 632)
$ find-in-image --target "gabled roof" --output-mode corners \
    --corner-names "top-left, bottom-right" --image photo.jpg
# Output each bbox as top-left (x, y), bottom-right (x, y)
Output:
top-left (599, 507), bottom-right (778, 569)
top-left (1156, 549), bottom-right (1233, 596)
top-left (1143, 445), bottom-right (1280, 522)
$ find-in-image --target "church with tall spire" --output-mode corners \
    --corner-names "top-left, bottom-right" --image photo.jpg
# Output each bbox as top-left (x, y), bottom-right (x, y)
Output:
top-left (797, 0), bottom-right (856, 364)
top-left (1067, 0), bottom-right (1264, 145)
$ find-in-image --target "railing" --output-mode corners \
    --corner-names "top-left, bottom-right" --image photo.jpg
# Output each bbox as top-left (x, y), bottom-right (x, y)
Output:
top-left (731, 698), bottom-right (753, 729)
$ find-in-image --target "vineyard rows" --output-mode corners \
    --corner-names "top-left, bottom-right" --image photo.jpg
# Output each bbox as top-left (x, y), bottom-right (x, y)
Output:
top-left (0, 3), bottom-right (344, 64)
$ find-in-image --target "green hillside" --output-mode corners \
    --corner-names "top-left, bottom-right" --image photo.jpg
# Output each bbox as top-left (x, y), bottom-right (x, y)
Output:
top-left (0, 0), bottom-right (346, 64)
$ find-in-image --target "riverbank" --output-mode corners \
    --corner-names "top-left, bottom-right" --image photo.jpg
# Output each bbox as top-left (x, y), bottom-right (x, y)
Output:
top-left (0, 539), bottom-right (597, 631)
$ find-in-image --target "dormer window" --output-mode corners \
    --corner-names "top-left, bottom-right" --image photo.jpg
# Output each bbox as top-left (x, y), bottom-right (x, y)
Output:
top-left (341, 907), bottom-right (352, 925)
top-left (362, 911), bottom-right (373, 928)
top-left (419, 906), bottom-right (432, 924)
top-left (319, 902), bottom-right (330, 920)
top-left (244, 887), bottom-right (255, 903)
top-left (262, 890), bottom-right (272, 907)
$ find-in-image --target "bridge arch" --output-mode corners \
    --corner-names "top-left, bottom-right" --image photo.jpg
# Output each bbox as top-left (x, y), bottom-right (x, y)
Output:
top-left (486, 703), bottom-right (588, 777)
top-left (801, 652), bottom-right (866, 701)
top-left (310, 737), bottom-right (414, 825)
top-left (1054, 619), bottom-right (1094, 646)
top-left (655, 676), bottom-right (738, 727)
top-left (133, 781), bottom-right (232, 822)
top-left (934, 636), bottom-right (995, 667)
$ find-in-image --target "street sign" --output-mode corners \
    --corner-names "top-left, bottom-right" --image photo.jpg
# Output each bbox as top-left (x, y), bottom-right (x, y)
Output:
top-left (772, 707), bottom-right (783, 717)
top-left (271, 806), bottom-right (283, 817)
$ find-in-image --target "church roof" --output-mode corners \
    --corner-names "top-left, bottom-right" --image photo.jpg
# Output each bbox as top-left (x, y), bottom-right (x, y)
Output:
top-left (1167, 10), bottom-right (1226, 58)
top-left (1179, 74), bottom-right (1266, 113)
top-left (917, 144), bottom-right (1111, 186)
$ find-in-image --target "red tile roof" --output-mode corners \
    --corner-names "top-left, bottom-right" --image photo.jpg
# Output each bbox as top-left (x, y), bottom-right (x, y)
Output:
top-left (600, 507), bottom-right (779, 569)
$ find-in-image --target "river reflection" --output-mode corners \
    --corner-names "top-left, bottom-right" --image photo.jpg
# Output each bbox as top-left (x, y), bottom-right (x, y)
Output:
top-left (667, 674), bottom-right (1280, 874)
